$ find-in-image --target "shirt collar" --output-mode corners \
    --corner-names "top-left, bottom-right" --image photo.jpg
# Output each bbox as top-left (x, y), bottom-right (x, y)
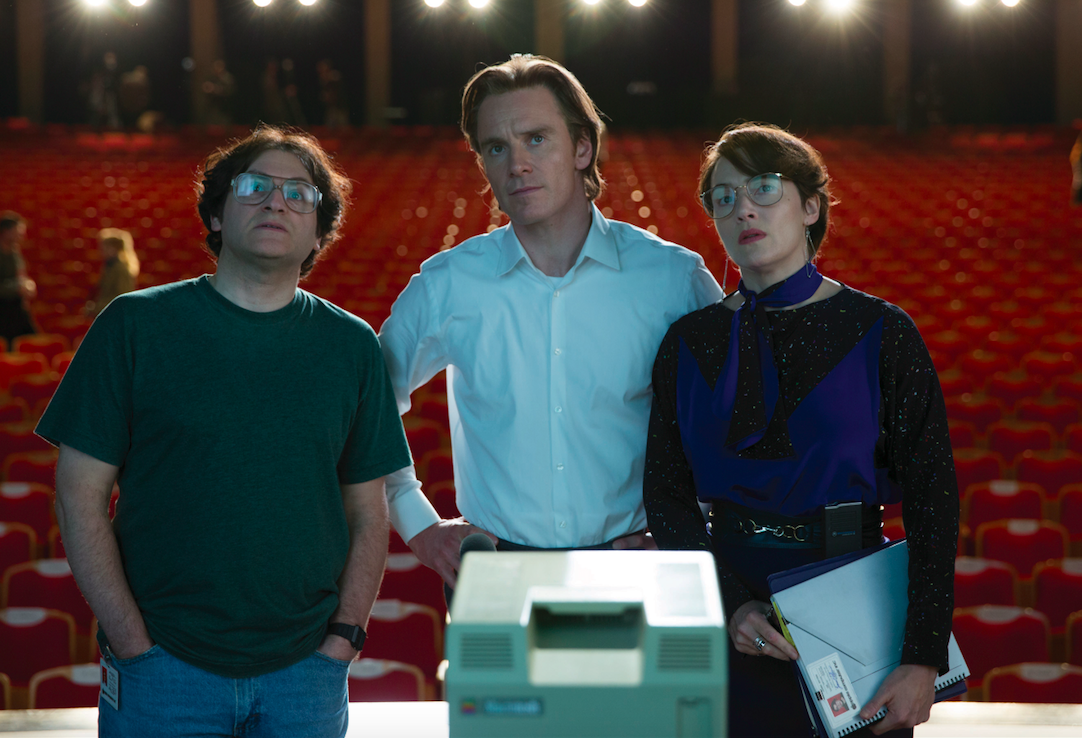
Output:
top-left (495, 204), bottom-right (621, 277)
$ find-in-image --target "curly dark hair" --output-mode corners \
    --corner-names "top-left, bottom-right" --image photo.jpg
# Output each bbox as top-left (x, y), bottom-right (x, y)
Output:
top-left (699, 122), bottom-right (834, 260)
top-left (195, 124), bottom-right (352, 278)
top-left (461, 54), bottom-right (605, 201)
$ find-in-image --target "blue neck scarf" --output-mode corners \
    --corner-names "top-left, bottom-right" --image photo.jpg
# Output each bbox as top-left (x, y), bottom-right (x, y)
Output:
top-left (722, 264), bottom-right (824, 451)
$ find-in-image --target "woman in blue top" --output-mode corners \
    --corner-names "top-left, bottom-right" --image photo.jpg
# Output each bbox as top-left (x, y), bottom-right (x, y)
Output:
top-left (644, 123), bottom-right (958, 737)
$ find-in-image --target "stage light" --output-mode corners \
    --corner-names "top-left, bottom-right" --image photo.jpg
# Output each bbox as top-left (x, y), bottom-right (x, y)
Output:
top-left (424, 0), bottom-right (445, 6)
top-left (468, 0), bottom-right (488, 8)
top-left (129, 0), bottom-right (148, 6)
top-left (1002, 0), bottom-right (1020, 5)
top-left (299, 0), bottom-right (317, 5)
top-left (825, 0), bottom-right (854, 11)
top-left (583, 0), bottom-right (601, 5)
top-left (83, 0), bottom-right (108, 7)
top-left (788, 0), bottom-right (806, 5)
top-left (629, 0), bottom-right (648, 6)
top-left (253, 0), bottom-right (272, 6)
top-left (958, 0), bottom-right (978, 6)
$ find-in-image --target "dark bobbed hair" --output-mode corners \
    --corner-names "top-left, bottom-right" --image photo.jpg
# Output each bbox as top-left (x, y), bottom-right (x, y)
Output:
top-left (461, 54), bottom-right (605, 201)
top-left (699, 122), bottom-right (834, 259)
top-left (195, 124), bottom-right (352, 278)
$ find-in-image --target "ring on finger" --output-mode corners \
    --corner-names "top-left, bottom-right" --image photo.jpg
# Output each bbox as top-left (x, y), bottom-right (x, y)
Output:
top-left (754, 636), bottom-right (767, 652)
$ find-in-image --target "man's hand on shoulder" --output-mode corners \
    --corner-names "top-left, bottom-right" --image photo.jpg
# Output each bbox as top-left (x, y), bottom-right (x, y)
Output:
top-left (408, 517), bottom-right (497, 587)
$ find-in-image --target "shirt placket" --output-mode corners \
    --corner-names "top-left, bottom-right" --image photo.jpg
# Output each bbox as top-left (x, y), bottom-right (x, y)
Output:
top-left (550, 282), bottom-right (572, 546)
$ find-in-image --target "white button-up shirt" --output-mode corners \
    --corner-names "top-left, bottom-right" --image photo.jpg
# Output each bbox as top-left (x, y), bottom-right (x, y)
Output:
top-left (379, 206), bottom-right (722, 548)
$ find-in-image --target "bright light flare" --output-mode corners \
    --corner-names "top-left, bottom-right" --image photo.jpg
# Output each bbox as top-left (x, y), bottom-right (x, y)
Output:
top-left (299, 0), bottom-right (317, 5)
top-left (128, 0), bottom-right (148, 6)
top-left (84, 0), bottom-right (108, 7)
top-left (583, 0), bottom-right (601, 5)
top-left (253, 0), bottom-right (272, 6)
top-left (1002, 0), bottom-right (1020, 6)
top-left (468, 0), bottom-right (489, 8)
top-left (825, 0), bottom-right (854, 12)
top-left (788, 0), bottom-right (806, 5)
top-left (629, 0), bottom-right (648, 6)
top-left (424, 0), bottom-right (445, 6)
top-left (958, 0), bottom-right (978, 6)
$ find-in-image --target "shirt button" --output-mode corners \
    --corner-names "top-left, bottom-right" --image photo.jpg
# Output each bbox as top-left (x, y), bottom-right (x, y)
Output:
top-left (555, 406), bottom-right (562, 413)
top-left (560, 521), bottom-right (567, 528)
top-left (556, 463), bottom-right (564, 471)
top-left (554, 290), bottom-right (560, 297)
top-left (554, 348), bottom-right (561, 355)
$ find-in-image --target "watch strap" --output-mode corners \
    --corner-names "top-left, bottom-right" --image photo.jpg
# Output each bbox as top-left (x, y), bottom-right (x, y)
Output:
top-left (326, 622), bottom-right (366, 652)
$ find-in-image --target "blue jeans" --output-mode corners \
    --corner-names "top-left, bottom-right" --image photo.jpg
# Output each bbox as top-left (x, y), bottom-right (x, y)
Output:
top-left (98, 645), bottom-right (350, 738)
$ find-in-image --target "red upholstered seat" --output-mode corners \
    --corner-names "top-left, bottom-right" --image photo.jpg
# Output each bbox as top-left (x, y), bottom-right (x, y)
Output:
top-left (7, 374), bottom-right (61, 419)
top-left (984, 662), bottom-right (1082, 703)
top-left (347, 658), bottom-right (426, 702)
top-left (1068, 611), bottom-right (1082, 666)
top-left (12, 335), bottom-right (70, 367)
top-left (1022, 350), bottom-right (1077, 383)
top-left (0, 482), bottom-right (53, 541)
top-left (1016, 450), bottom-right (1082, 499)
top-left (1015, 397), bottom-right (1080, 435)
top-left (0, 354), bottom-right (48, 391)
top-left (1055, 375), bottom-right (1082, 404)
top-left (1, 558), bottom-right (95, 635)
top-left (986, 420), bottom-right (1055, 462)
top-left (0, 522), bottom-right (37, 574)
top-left (954, 556), bottom-right (1017, 608)
top-left (364, 599), bottom-right (443, 683)
top-left (0, 607), bottom-right (75, 688)
top-left (28, 663), bottom-right (100, 708)
top-left (379, 552), bottom-right (446, 620)
top-left (3, 451), bottom-right (58, 488)
top-left (1055, 484), bottom-right (1082, 556)
top-left (1066, 424), bottom-right (1082, 455)
top-left (952, 449), bottom-right (1006, 494)
top-left (405, 423), bottom-right (446, 462)
top-left (986, 371), bottom-right (1042, 408)
top-left (947, 421), bottom-right (976, 450)
top-left (952, 606), bottom-right (1049, 689)
top-left (0, 424), bottom-right (53, 456)
top-left (419, 449), bottom-right (454, 488)
top-left (1032, 558), bottom-right (1082, 634)
top-left (963, 480), bottom-right (1043, 532)
top-left (945, 396), bottom-right (1006, 434)
top-left (975, 519), bottom-right (1068, 582)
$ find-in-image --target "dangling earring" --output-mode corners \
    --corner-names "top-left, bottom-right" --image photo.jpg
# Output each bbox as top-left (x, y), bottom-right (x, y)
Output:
top-left (722, 258), bottom-right (729, 295)
top-left (804, 227), bottom-right (813, 278)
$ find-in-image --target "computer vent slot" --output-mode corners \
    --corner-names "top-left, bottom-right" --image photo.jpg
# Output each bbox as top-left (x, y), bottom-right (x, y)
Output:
top-left (657, 635), bottom-right (711, 671)
top-left (460, 633), bottom-right (514, 670)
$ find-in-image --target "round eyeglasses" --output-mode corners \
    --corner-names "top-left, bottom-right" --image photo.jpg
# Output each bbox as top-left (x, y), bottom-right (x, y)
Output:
top-left (231, 173), bottom-right (322, 214)
top-left (700, 172), bottom-right (787, 219)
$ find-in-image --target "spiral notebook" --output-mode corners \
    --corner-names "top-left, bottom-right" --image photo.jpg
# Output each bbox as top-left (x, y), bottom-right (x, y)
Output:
top-left (768, 539), bottom-right (969, 738)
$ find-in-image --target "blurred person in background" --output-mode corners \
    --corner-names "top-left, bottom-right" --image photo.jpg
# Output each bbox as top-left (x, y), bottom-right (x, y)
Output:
top-left (86, 228), bottom-right (140, 319)
top-left (0, 211), bottom-right (38, 346)
top-left (318, 60), bottom-right (349, 129)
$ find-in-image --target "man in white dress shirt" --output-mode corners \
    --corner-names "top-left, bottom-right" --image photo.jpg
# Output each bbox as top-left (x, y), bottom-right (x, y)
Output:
top-left (379, 55), bottom-right (722, 585)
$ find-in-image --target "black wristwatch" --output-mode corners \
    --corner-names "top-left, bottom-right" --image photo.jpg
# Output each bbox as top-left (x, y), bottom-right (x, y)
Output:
top-left (326, 622), bottom-right (366, 652)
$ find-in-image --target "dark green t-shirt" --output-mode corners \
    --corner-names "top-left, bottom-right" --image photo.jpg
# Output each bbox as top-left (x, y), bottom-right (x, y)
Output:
top-left (37, 276), bottom-right (412, 678)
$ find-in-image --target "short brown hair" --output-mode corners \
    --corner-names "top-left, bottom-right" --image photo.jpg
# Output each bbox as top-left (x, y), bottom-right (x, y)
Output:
top-left (700, 123), bottom-right (834, 259)
top-left (195, 124), bottom-right (352, 278)
top-left (461, 54), bottom-right (605, 200)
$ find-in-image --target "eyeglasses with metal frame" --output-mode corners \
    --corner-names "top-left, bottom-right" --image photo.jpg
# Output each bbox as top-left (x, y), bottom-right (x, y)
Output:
top-left (700, 172), bottom-right (788, 219)
top-left (231, 173), bottom-right (322, 214)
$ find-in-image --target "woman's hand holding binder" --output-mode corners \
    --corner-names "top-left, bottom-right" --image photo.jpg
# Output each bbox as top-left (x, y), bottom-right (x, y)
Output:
top-left (860, 663), bottom-right (937, 734)
top-left (729, 599), bottom-right (801, 661)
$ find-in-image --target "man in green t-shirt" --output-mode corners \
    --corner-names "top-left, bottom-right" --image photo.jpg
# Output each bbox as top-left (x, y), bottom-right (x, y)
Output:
top-left (36, 125), bottom-right (411, 737)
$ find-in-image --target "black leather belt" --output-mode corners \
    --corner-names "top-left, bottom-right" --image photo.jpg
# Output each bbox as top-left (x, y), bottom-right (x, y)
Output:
top-left (713, 502), bottom-right (883, 552)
